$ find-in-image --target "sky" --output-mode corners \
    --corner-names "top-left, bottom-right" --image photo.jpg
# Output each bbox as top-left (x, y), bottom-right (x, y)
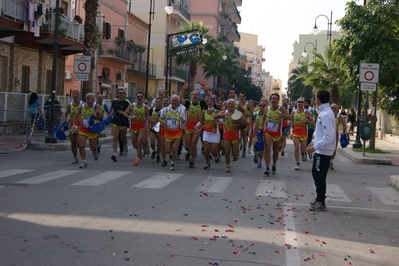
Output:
top-left (238, 0), bottom-right (354, 88)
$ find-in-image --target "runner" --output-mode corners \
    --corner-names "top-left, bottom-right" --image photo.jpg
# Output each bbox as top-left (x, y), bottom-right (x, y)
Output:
top-left (149, 97), bottom-right (163, 162)
top-left (62, 88), bottom-right (83, 164)
top-left (73, 93), bottom-right (103, 168)
top-left (287, 97), bottom-right (314, 170)
top-left (110, 88), bottom-right (130, 162)
top-left (237, 91), bottom-right (253, 157)
top-left (304, 99), bottom-right (318, 159)
top-left (215, 99), bottom-right (247, 173)
top-left (159, 94), bottom-right (187, 170)
top-left (200, 97), bottom-right (221, 170)
top-left (280, 97), bottom-right (292, 156)
top-left (330, 103), bottom-right (347, 170)
top-left (260, 93), bottom-right (288, 175)
top-left (157, 96), bottom-right (171, 167)
top-left (251, 99), bottom-right (267, 168)
top-left (95, 93), bottom-right (109, 154)
top-left (124, 92), bottom-right (150, 166)
top-left (179, 82), bottom-right (211, 168)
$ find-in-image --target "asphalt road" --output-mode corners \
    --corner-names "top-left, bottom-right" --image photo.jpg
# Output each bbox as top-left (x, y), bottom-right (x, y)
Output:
top-left (0, 140), bottom-right (398, 266)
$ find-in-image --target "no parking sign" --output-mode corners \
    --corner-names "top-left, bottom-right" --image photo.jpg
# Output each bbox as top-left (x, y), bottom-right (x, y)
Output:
top-left (359, 63), bottom-right (379, 83)
top-left (74, 55), bottom-right (91, 81)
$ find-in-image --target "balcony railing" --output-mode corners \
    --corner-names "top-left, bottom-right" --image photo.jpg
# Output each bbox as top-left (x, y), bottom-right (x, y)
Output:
top-left (172, 67), bottom-right (189, 80)
top-left (171, 0), bottom-right (191, 21)
top-left (130, 60), bottom-right (156, 76)
top-left (1, 0), bottom-right (84, 41)
top-left (100, 41), bottom-right (135, 63)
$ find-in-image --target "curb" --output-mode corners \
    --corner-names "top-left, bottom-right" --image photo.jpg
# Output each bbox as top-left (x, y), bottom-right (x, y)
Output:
top-left (31, 137), bottom-right (114, 151)
top-left (338, 147), bottom-right (392, 165)
top-left (389, 175), bottom-right (399, 189)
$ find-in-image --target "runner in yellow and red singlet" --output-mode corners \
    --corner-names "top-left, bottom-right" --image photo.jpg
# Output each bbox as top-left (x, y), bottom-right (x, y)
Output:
top-left (260, 93), bottom-right (288, 175)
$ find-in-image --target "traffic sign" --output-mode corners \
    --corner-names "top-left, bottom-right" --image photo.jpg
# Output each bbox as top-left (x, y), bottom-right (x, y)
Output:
top-left (360, 83), bottom-right (376, 91)
top-left (75, 73), bottom-right (89, 81)
top-left (359, 63), bottom-right (379, 83)
top-left (74, 55), bottom-right (91, 74)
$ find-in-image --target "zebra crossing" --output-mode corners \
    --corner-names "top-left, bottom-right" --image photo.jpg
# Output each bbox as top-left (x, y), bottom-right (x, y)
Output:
top-left (0, 168), bottom-right (398, 206)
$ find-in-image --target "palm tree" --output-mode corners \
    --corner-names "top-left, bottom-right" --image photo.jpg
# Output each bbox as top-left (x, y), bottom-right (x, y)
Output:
top-left (174, 22), bottom-right (220, 90)
top-left (299, 47), bottom-right (347, 105)
top-left (289, 66), bottom-right (313, 102)
top-left (203, 44), bottom-right (240, 99)
top-left (82, 0), bottom-right (99, 97)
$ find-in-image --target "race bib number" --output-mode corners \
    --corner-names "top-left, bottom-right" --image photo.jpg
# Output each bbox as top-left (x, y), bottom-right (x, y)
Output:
top-left (267, 121), bottom-right (278, 132)
top-left (167, 118), bottom-right (178, 129)
top-left (83, 117), bottom-right (90, 128)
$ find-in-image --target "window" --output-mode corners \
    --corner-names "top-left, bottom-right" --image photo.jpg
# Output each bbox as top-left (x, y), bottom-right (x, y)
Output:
top-left (127, 82), bottom-right (136, 102)
top-left (21, 66), bottom-right (30, 93)
top-left (118, 28), bottom-right (125, 38)
top-left (103, 21), bottom-right (111, 39)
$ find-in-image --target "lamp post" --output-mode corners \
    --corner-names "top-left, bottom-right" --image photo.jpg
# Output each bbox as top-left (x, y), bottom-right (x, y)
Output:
top-left (45, 0), bottom-right (60, 144)
top-left (144, 0), bottom-right (174, 99)
top-left (297, 56), bottom-right (307, 68)
top-left (302, 40), bottom-right (317, 61)
top-left (312, 10), bottom-right (332, 47)
top-left (353, 0), bottom-right (368, 148)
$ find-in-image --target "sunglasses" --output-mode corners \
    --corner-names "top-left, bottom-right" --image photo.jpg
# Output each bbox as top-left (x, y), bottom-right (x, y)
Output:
top-left (118, 92), bottom-right (125, 94)
top-left (137, 96), bottom-right (143, 98)
top-left (297, 101), bottom-right (304, 103)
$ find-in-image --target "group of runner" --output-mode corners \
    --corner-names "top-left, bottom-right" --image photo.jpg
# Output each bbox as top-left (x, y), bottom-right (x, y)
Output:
top-left (63, 84), bottom-right (348, 174)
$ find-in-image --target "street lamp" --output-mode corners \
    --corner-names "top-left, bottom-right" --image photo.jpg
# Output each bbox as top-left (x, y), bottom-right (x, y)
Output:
top-left (312, 10), bottom-right (333, 47)
top-left (145, 0), bottom-right (174, 99)
top-left (45, 0), bottom-right (61, 144)
top-left (297, 56), bottom-right (307, 68)
top-left (302, 40), bottom-right (317, 60)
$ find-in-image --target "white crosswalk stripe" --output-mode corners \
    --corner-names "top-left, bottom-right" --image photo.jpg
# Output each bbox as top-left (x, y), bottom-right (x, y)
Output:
top-left (326, 184), bottom-right (351, 202)
top-left (255, 180), bottom-right (287, 197)
top-left (71, 171), bottom-right (131, 186)
top-left (14, 170), bottom-right (81, 184)
top-left (195, 176), bottom-right (233, 193)
top-left (132, 173), bottom-right (183, 189)
top-left (0, 169), bottom-right (35, 179)
top-left (366, 187), bottom-right (399, 205)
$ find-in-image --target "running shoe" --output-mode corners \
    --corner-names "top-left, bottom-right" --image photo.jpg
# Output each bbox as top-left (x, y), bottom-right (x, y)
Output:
top-left (170, 162), bottom-right (175, 170)
top-left (189, 161), bottom-right (195, 168)
top-left (225, 165), bottom-right (231, 173)
top-left (241, 149), bottom-right (246, 158)
top-left (134, 158), bottom-right (140, 166)
top-left (92, 151), bottom-right (99, 161)
top-left (271, 165), bottom-right (277, 175)
top-left (257, 162), bottom-right (262, 168)
top-left (203, 164), bottom-right (211, 170)
top-left (264, 166), bottom-right (270, 175)
top-left (151, 151), bottom-right (156, 160)
top-left (330, 162), bottom-right (334, 170)
top-left (185, 152), bottom-right (191, 161)
top-left (214, 156), bottom-right (220, 164)
top-left (79, 162), bottom-right (88, 168)
top-left (123, 145), bottom-right (128, 156)
top-left (309, 201), bottom-right (326, 212)
top-left (253, 154), bottom-right (259, 164)
top-left (161, 160), bottom-right (168, 167)
top-left (71, 158), bottom-right (79, 164)
top-left (302, 154), bottom-right (307, 161)
top-left (295, 163), bottom-right (300, 170)
top-left (97, 144), bottom-right (101, 154)
top-left (281, 150), bottom-right (285, 156)
top-left (156, 155), bottom-right (161, 162)
top-left (111, 154), bottom-right (117, 162)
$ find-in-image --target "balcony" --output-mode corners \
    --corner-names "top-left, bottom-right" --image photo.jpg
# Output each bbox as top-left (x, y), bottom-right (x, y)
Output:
top-left (128, 60), bottom-right (156, 77)
top-left (0, 0), bottom-right (84, 56)
top-left (218, 14), bottom-right (240, 42)
top-left (228, 1), bottom-right (241, 24)
top-left (172, 67), bottom-right (189, 80)
top-left (169, 0), bottom-right (191, 23)
top-left (100, 41), bottom-right (136, 65)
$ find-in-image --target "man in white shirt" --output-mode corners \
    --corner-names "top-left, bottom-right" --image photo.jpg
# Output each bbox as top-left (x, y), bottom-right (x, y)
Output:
top-left (306, 90), bottom-right (336, 212)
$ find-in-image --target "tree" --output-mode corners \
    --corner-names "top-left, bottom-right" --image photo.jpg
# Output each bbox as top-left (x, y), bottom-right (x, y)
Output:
top-left (82, 0), bottom-right (99, 98)
top-left (174, 22), bottom-right (220, 91)
top-left (335, 0), bottom-right (399, 118)
top-left (288, 66), bottom-right (314, 102)
top-left (298, 47), bottom-right (347, 105)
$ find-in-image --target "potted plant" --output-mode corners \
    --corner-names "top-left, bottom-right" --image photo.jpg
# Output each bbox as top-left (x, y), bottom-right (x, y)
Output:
top-left (115, 36), bottom-right (126, 45)
top-left (58, 7), bottom-right (65, 16)
top-left (58, 28), bottom-right (67, 38)
top-left (106, 48), bottom-right (116, 55)
top-left (126, 40), bottom-right (135, 49)
top-left (74, 14), bottom-right (83, 24)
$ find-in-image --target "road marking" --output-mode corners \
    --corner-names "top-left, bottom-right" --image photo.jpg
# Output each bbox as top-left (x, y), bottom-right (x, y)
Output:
top-left (284, 205), bottom-right (301, 266)
top-left (71, 171), bottom-right (131, 186)
top-left (366, 187), bottom-right (399, 205)
top-left (195, 176), bottom-right (233, 193)
top-left (290, 203), bottom-right (399, 213)
top-left (133, 173), bottom-right (183, 189)
top-left (0, 169), bottom-right (35, 179)
top-left (255, 180), bottom-right (287, 197)
top-left (326, 184), bottom-right (351, 202)
top-left (14, 170), bottom-right (81, 184)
